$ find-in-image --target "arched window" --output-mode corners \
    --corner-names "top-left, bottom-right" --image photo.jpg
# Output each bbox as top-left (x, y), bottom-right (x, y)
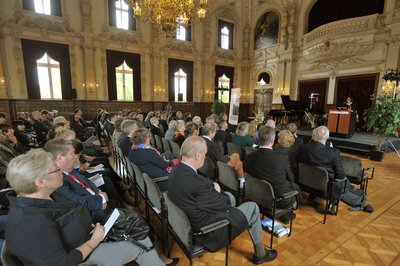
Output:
top-left (218, 74), bottom-right (230, 103)
top-left (23, 0), bottom-right (62, 16)
top-left (221, 26), bottom-right (230, 49)
top-left (257, 72), bottom-right (271, 85)
top-left (115, 61), bottom-right (134, 101)
top-left (115, 0), bottom-right (129, 30)
top-left (36, 53), bottom-right (62, 99)
top-left (174, 69), bottom-right (187, 102)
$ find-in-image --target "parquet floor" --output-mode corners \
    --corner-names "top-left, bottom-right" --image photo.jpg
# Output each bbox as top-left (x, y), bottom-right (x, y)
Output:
top-left (164, 152), bottom-right (400, 265)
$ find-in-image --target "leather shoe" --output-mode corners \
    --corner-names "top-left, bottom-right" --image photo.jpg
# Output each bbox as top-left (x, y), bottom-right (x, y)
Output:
top-left (326, 203), bottom-right (335, 215)
top-left (252, 249), bottom-right (278, 264)
top-left (166, 258), bottom-right (179, 266)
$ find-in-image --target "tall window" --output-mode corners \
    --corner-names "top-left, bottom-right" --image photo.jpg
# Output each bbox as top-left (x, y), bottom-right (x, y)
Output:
top-left (115, 0), bottom-right (129, 30)
top-left (115, 61), bottom-right (134, 101)
top-left (218, 74), bottom-right (230, 103)
top-left (221, 27), bottom-right (230, 49)
top-left (176, 25), bottom-right (186, 41)
top-left (174, 69), bottom-right (187, 102)
top-left (36, 53), bottom-right (62, 99)
top-left (34, 0), bottom-right (51, 15)
top-left (218, 20), bottom-right (234, 50)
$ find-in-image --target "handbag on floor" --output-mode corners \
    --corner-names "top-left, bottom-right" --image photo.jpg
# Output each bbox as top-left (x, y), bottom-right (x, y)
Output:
top-left (105, 208), bottom-right (154, 251)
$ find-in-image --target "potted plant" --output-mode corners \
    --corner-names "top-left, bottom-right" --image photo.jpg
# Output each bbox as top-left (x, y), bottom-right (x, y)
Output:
top-left (364, 94), bottom-right (400, 160)
top-left (211, 99), bottom-right (226, 115)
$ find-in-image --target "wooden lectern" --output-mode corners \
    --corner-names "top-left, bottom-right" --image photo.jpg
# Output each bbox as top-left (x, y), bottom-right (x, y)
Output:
top-left (327, 109), bottom-right (356, 138)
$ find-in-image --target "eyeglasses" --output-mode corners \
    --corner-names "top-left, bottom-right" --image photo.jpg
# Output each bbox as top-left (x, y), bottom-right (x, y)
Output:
top-left (47, 167), bottom-right (61, 175)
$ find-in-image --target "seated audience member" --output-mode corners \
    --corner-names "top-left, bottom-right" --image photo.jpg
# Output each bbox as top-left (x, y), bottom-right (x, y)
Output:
top-left (172, 122), bottom-right (186, 147)
top-left (11, 120), bottom-right (32, 152)
top-left (40, 110), bottom-right (53, 129)
top-left (0, 124), bottom-right (21, 161)
top-left (192, 116), bottom-right (203, 133)
top-left (287, 122), bottom-right (303, 155)
top-left (5, 149), bottom-right (165, 265)
top-left (45, 138), bottom-right (119, 223)
top-left (105, 113), bottom-right (118, 136)
top-left (274, 130), bottom-right (298, 177)
top-left (129, 128), bottom-right (173, 192)
top-left (118, 120), bottom-right (138, 157)
top-left (205, 114), bottom-right (219, 124)
top-left (253, 119), bottom-right (276, 146)
top-left (150, 116), bottom-right (164, 137)
top-left (249, 120), bottom-right (258, 137)
top-left (244, 126), bottom-right (300, 224)
top-left (297, 126), bottom-right (347, 214)
top-left (17, 112), bottom-right (34, 133)
top-left (31, 110), bottom-right (50, 145)
top-left (0, 113), bottom-right (8, 125)
top-left (164, 120), bottom-right (178, 141)
top-left (135, 113), bottom-right (145, 129)
top-left (111, 117), bottom-right (124, 144)
top-left (202, 122), bottom-right (244, 180)
top-left (168, 136), bottom-right (277, 264)
top-left (232, 121), bottom-right (253, 150)
top-left (159, 111), bottom-right (168, 134)
top-left (185, 122), bottom-right (199, 137)
top-left (70, 113), bottom-right (91, 142)
top-left (214, 119), bottom-right (232, 154)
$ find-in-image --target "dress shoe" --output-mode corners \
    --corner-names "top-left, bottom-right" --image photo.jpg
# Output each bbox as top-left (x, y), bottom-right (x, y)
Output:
top-left (166, 258), bottom-right (179, 266)
top-left (326, 202), bottom-right (335, 215)
top-left (252, 249), bottom-right (278, 264)
top-left (280, 213), bottom-right (296, 225)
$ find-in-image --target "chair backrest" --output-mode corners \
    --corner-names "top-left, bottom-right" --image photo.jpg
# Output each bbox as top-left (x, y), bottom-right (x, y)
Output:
top-left (149, 132), bottom-right (156, 148)
top-left (163, 192), bottom-right (192, 250)
top-left (159, 124), bottom-right (165, 135)
top-left (214, 140), bottom-right (225, 155)
top-left (244, 147), bottom-right (256, 157)
top-left (298, 163), bottom-right (329, 192)
top-left (143, 173), bottom-right (162, 211)
top-left (162, 138), bottom-right (171, 153)
top-left (227, 142), bottom-right (242, 157)
top-left (244, 173), bottom-right (275, 210)
top-left (125, 156), bottom-right (135, 180)
top-left (131, 162), bottom-right (146, 194)
top-left (154, 134), bottom-right (163, 152)
top-left (341, 155), bottom-right (362, 180)
top-left (198, 156), bottom-right (217, 180)
top-left (169, 140), bottom-right (181, 159)
top-left (217, 161), bottom-right (238, 192)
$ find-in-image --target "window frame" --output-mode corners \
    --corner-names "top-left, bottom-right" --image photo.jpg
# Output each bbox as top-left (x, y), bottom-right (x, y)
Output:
top-left (215, 65), bottom-right (234, 102)
top-left (115, 61), bottom-right (134, 101)
top-left (108, 0), bottom-right (136, 30)
top-left (36, 53), bottom-right (63, 99)
top-left (22, 0), bottom-right (62, 16)
top-left (168, 58), bottom-right (193, 103)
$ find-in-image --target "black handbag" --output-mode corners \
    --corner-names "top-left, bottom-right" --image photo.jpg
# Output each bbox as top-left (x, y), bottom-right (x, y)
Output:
top-left (106, 208), bottom-right (154, 251)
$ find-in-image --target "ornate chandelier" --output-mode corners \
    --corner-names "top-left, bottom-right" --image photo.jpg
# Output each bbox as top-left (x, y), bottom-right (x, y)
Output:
top-left (125, 0), bottom-right (209, 37)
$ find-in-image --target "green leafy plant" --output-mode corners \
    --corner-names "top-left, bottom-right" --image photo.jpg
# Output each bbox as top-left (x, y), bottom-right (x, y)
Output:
top-left (211, 100), bottom-right (226, 115)
top-left (364, 94), bottom-right (400, 150)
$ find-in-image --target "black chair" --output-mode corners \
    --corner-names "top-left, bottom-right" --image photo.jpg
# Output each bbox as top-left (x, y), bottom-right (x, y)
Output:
top-left (163, 193), bottom-right (232, 266)
top-left (227, 142), bottom-right (242, 158)
top-left (341, 155), bottom-right (375, 193)
top-left (162, 138), bottom-right (172, 153)
top-left (198, 156), bottom-right (218, 181)
top-left (168, 139), bottom-right (181, 159)
top-left (1, 241), bottom-right (23, 266)
top-left (154, 134), bottom-right (164, 152)
top-left (217, 161), bottom-right (243, 203)
top-left (298, 163), bottom-right (346, 224)
top-left (244, 146), bottom-right (256, 157)
top-left (245, 173), bottom-right (298, 248)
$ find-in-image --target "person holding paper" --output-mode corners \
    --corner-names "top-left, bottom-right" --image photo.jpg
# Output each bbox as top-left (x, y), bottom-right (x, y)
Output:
top-left (5, 149), bottom-right (165, 265)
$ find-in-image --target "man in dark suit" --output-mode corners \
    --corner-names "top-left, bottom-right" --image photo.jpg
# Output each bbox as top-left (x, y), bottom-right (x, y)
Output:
top-left (45, 138), bottom-right (119, 223)
top-left (168, 136), bottom-right (277, 264)
top-left (118, 120), bottom-right (138, 157)
top-left (150, 117), bottom-right (164, 137)
top-left (244, 125), bottom-right (300, 224)
top-left (214, 119), bottom-right (232, 154)
top-left (297, 126), bottom-right (347, 214)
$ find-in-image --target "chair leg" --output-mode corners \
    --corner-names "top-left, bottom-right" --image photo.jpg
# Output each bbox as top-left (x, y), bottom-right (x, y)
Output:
top-left (323, 198), bottom-right (329, 224)
top-left (270, 218), bottom-right (275, 248)
top-left (288, 210), bottom-right (294, 237)
top-left (225, 245), bottom-right (229, 266)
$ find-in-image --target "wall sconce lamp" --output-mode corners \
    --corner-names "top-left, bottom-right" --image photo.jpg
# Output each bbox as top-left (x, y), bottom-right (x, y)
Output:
top-left (0, 77), bottom-right (7, 88)
top-left (154, 86), bottom-right (165, 96)
top-left (274, 87), bottom-right (286, 96)
top-left (241, 91), bottom-right (251, 100)
top-left (82, 81), bottom-right (98, 92)
top-left (205, 89), bottom-right (215, 99)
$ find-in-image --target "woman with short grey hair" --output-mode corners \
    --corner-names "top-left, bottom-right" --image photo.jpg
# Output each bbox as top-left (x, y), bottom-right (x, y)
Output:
top-left (5, 149), bottom-right (165, 265)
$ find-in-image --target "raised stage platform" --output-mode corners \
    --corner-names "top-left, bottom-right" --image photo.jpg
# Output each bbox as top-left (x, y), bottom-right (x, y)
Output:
top-left (296, 129), bottom-right (400, 156)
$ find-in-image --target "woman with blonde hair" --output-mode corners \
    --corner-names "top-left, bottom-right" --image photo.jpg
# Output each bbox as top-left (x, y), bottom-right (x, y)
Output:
top-left (275, 129), bottom-right (298, 176)
top-left (232, 121), bottom-right (253, 149)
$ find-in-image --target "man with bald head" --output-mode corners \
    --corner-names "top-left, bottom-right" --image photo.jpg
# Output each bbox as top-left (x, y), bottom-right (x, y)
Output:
top-left (297, 126), bottom-right (346, 214)
top-left (168, 136), bottom-right (277, 264)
